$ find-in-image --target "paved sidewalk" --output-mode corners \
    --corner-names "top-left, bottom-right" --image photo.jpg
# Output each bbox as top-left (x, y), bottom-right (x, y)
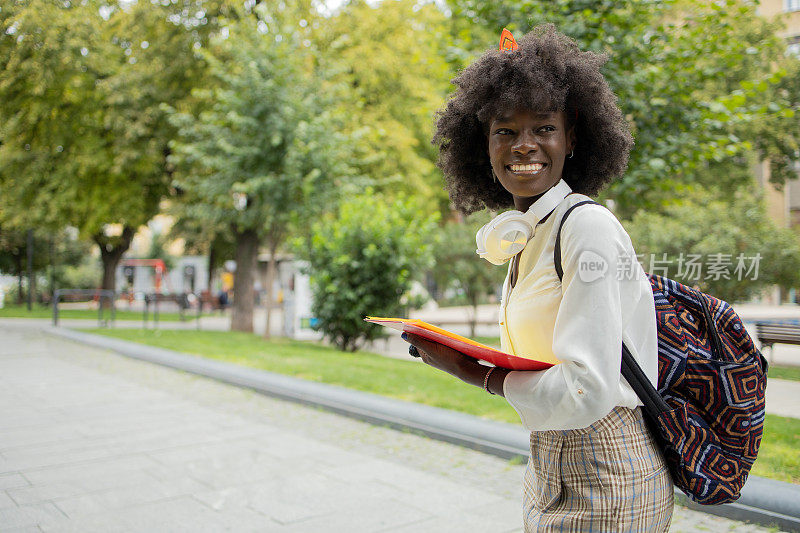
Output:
top-left (764, 378), bottom-right (800, 419)
top-left (0, 324), bottom-right (785, 532)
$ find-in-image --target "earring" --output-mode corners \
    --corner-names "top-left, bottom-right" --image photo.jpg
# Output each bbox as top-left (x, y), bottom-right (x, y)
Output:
top-left (491, 170), bottom-right (498, 183)
top-left (568, 150), bottom-right (574, 159)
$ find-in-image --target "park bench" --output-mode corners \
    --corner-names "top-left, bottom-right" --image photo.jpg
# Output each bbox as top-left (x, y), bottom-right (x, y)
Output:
top-left (143, 292), bottom-right (193, 324)
top-left (754, 321), bottom-right (800, 358)
top-left (52, 289), bottom-right (116, 327)
top-left (198, 290), bottom-right (225, 312)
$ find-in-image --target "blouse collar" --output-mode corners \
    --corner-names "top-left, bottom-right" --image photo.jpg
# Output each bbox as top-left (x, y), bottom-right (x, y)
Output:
top-left (525, 179), bottom-right (572, 224)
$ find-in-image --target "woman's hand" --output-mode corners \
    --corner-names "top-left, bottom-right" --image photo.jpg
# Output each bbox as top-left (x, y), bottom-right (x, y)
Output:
top-left (401, 332), bottom-right (509, 396)
top-left (403, 332), bottom-right (480, 377)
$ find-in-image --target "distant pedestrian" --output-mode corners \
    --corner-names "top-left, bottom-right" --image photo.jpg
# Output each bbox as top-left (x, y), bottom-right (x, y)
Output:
top-left (404, 25), bottom-right (672, 531)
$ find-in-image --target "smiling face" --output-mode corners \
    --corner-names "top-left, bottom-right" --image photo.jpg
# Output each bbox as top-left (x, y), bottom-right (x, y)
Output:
top-left (488, 108), bottom-right (575, 212)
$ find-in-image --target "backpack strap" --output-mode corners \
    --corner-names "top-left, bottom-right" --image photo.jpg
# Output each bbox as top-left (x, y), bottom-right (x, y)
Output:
top-left (554, 200), bottom-right (600, 282)
top-left (553, 200), bottom-right (670, 421)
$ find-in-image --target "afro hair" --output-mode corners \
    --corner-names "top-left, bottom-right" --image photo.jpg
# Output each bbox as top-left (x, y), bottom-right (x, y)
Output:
top-left (433, 24), bottom-right (633, 214)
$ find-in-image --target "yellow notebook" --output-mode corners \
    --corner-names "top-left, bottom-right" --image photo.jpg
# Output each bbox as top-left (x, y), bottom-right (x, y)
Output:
top-left (365, 316), bottom-right (556, 371)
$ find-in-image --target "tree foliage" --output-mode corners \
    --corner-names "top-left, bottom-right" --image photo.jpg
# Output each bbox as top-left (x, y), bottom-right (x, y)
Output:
top-left (0, 0), bottom-right (215, 291)
top-left (0, 222), bottom-right (98, 303)
top-left (301, 191), bottom-right (438, 351)
top-left (443, 0), bottom-right (800, 216)
top-left (2, 0), bottom-right (799, 319)
top-left (167, 6), bottom-right (353, 332)
top-left (626, 185), bottom-right (800, 303)
top-left (431, 214), bottom-right (507, 335)
top-left (314, 0), bottom-right (453, 214)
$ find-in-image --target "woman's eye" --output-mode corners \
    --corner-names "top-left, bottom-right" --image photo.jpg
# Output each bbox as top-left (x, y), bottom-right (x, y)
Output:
top-left (494, 128), bottom-right (513, 135)
top-left (539, 125), bottom-right (556, 133)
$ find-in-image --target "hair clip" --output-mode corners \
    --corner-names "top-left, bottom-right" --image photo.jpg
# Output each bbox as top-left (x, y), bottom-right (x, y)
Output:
top-left (499, 28), bottom-right (518, 51)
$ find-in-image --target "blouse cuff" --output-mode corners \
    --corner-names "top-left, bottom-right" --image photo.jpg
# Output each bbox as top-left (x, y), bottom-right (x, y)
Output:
top-left (503, 369), bottom-right (549, 430)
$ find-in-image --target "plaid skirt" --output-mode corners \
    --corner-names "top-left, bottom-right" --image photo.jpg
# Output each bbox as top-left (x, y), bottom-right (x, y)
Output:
top-left (523, 406), bottom-right (673, 532)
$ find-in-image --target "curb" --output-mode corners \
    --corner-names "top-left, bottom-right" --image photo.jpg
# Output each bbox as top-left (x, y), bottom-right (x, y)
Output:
top-left (47, 326), bottom-right (800, 532)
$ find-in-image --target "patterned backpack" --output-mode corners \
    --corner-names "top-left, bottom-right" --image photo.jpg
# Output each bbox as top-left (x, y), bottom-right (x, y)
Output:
top-left (555, 200), bottom-right (768, 505)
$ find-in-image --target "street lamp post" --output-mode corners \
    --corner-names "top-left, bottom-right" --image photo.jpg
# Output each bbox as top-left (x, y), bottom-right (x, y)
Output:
top-left (26, 229), bottom-right (33, 311)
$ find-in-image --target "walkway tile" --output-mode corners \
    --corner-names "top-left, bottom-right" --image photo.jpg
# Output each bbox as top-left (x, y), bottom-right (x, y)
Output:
top-left (0, 324), bottom-right (786, 532)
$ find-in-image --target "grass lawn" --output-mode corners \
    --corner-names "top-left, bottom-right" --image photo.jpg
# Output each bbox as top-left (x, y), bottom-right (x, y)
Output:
top-left (84, 328), bottom-right (800, 484)
top-left (473, 336), bottom-right (501, 348)
top-left (768, 364), bottom-right (800, 382)
top-left (752, 415), bottom-right (800, 484)
top-left (1, 303), bottom-right (199, 322)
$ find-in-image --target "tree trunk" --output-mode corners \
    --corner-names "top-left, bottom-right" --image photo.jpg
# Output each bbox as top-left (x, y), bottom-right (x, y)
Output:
top-left (231, 228), bottom-right (259, 333)
top-left (94, 226), bottom-right (135, 308)
top-left (262, 240), bottom-right (279, 339)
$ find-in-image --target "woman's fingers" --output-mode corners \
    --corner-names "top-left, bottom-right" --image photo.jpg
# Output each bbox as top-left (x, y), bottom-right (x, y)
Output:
top-left (402, 332), bottom-right (447, 357)
top-left (400, 331), bottom-right (484, 383)
top-left (401, 332), bottom-right (476, 363)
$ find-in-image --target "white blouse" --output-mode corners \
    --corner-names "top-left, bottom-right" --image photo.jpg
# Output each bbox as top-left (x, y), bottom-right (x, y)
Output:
top-left (499, 187), bottom-right (658, 431)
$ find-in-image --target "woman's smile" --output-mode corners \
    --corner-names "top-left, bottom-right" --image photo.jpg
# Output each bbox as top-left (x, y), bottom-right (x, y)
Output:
top-left (507, 162), bottom-right (547, 174)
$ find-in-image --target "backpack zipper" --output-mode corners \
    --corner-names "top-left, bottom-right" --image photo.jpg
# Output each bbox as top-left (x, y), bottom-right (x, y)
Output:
top-left (697, 292), bottom-right (725, 358)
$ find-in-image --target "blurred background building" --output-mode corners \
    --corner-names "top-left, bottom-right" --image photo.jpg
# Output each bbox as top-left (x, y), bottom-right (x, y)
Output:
top-left (758, 1), bottom-right (800, 230)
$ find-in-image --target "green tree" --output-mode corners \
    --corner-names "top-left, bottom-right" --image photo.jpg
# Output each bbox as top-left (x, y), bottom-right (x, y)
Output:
top-left (0, 226), bottom-right (48, 304)
top-left (443, 0), bottom-right (799, 216)
top-left (50, 239), bottom-right (102, 294)
top-left (0, 221), bottom-right (94, 305)
top-left (167, 8), bottom-right (353, 333)
top-left (301, 191), bottom-right (438, 352)
top-left (314, 0), bottom-right (453, 215)
top-left (626, 185), bottom-right (800, 303)
top-left (0, 0), bottom-right (214, 293)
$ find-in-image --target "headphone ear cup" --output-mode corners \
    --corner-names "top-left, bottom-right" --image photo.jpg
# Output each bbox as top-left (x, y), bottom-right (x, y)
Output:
top-left (476, 211), bottom-right (532, 265)
top-left (476, 212), bottom-right (514, 256)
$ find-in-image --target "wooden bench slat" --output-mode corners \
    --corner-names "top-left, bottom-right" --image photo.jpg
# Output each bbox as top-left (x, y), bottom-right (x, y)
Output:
top-left (754, 322), bottom-right (800, 348)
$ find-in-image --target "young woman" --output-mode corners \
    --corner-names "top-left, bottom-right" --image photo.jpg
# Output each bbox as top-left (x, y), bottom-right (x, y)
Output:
top-left (403, 25), bottom-right (673, 531)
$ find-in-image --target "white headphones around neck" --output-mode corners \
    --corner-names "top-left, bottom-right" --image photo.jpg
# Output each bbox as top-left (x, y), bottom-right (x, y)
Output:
top-left (475, 180), bottom-right (572, 265)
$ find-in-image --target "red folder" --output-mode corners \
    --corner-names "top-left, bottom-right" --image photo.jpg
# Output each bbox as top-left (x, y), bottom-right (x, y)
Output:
top-left (365, 317), bottom-right (556, 371)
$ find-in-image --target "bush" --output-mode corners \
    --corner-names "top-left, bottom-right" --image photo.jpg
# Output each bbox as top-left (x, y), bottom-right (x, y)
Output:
top-left (55, 257), bottom-right (102, 291)
top-left (626, 186), bottom-right (800, 303)
top-left (300, 191), bottom-right (437, 351)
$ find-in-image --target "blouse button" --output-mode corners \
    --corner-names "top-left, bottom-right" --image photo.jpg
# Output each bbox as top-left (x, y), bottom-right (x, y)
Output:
top-left (577, 388), bottom-right (585, 395)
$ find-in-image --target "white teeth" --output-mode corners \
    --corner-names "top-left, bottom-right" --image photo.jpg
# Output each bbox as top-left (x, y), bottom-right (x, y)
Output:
top-left (510, 163), bottom-right (545, 172)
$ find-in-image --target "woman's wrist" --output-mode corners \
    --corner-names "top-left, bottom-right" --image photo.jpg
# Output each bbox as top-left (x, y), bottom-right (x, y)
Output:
top-left (486, 366), bottom-right (510, 398)
top-left (421, 349), bottom-right (509, 397)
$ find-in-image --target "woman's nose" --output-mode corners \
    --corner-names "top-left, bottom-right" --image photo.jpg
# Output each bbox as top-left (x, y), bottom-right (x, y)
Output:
top-left (512, 131), bottom-right (538, 154)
